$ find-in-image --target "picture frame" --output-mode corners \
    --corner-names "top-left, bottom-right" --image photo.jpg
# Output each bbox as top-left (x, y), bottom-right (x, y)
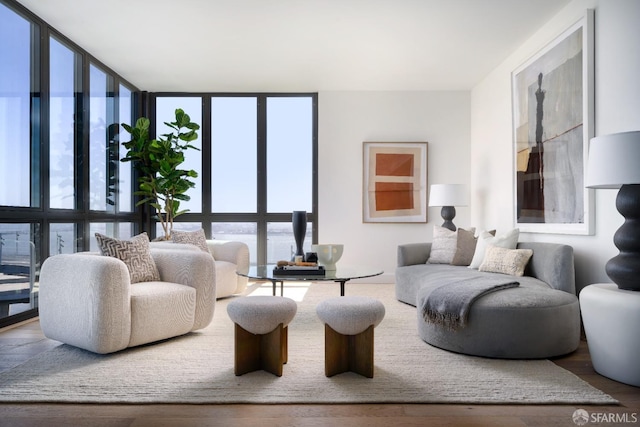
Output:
top-left (363, 141), bottom-right (428, 223)
top-left (511, 9), bottom-right (595, 235)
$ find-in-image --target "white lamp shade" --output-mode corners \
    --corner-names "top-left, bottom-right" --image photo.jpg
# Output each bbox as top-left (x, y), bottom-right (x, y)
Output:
top-left (586, 131), bottom-right (640, 189)
top-left (428, 184), bottom-right (468, 207)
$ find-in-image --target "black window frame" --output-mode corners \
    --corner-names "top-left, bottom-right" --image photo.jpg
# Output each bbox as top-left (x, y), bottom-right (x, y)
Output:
top-left (0, 0), bottom-right (142, 328)
top-left (150, 92), bottom-right (319, 266)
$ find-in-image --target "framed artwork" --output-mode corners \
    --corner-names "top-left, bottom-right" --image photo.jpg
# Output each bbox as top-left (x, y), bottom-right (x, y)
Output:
top-left (512, 9), bottom-right (594, 235)
top-left (363, 141), bottom-right (428, 223)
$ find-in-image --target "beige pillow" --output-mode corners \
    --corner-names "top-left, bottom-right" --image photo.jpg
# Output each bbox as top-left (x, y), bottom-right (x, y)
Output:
top-left (95, 232), bottom-right (160, 283)
top-left (427, 226), bottom-right (458, 264)
top-left (450, 228), bottom-right (477, 266)
top-left (172, 228), bottom-right (209, 252)
top-left (469, 228), bottom-right (520, 269)
top-left (479, 245), bottom-right (533, 277)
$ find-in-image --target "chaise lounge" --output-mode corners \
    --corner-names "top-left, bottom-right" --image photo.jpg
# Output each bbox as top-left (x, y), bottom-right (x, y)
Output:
top-left (396, 241), bottom-right (580, 359)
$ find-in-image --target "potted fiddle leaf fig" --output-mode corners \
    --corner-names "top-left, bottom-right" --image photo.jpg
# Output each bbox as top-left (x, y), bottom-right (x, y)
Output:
top-left (121, 108), bottom-right (200, 240)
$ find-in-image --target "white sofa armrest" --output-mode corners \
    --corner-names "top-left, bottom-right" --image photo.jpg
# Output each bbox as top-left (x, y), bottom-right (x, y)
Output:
top-left (207, 240), bottom-right (249, 264)
top-left (150, 248), bottom-right (216, 330)
top-left (206, 240), bottom-right (250, 294)
top-left (39, 253), bottom-right (132, 354)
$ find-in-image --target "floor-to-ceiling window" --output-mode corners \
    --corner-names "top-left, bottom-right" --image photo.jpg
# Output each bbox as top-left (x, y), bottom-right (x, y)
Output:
top-left (264, 96), bottom-right (315, 264)
top-left (0, 1), bottom-right (43, 325)
top-left (0, 0), bottom-right (140, 327)
top-left (154, 94), bottom-right (318, 265)
top-left (49, 36), bottom-right (77, 210)
top-left (1, 0), bottom-right (317, 327)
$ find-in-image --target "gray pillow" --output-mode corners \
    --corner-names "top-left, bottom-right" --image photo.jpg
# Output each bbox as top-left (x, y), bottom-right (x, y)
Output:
top-left (450, 228), bottom-right (477, 266)
top-left (95, 232), bottom-right (160, 283)
top-left (427, 226), bottom-right (457, 264)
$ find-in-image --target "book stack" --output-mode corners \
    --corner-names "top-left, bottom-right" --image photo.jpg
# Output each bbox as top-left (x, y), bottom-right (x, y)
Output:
top-left (273, 265), bottom-right (326, 276)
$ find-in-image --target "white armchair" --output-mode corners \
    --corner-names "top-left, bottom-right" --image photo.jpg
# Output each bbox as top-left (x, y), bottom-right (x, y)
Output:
top-left (38, 247), bottom-right (215, 354)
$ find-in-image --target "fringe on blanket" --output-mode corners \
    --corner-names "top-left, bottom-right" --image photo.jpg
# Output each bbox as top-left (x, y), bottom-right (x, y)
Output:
top-left (423, 310), bottom-right (464, 331)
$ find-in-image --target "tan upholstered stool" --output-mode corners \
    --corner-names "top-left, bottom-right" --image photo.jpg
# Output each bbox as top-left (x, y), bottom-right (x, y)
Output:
top-left (227, 296), bottom-right (297, 376)
top-left (316, 296), bottom-right (385, 378)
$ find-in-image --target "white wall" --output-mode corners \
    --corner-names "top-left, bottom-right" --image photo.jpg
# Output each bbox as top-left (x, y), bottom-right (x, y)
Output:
top-left (470, 0), bottom-right (640, 293)
top-left (318, 91), bottom-right (470, 282)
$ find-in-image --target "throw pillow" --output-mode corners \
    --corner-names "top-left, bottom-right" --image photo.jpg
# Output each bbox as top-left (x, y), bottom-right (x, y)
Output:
top-left (95, 232), bottom-right (160, 283)
top-left (427, 226), bottom-right (458, 264)
top-left (172, 228), bottom-right (209, 252)
top-left (468, 228), bottom-right (520, 269)
top-left (450, 227), bottom-right (477, 266)
top-left (479, 245), bottom-right (533, 276)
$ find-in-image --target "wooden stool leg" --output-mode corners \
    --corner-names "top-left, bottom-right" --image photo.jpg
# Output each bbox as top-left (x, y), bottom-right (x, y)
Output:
top-left (261, 324), bottom-right (285, 377)
top-left (324, 324), bottom-right (375, 378)
top-left (234, 324), bottom-right (261, 376)
top-left (324, 324), bottom-right (350, 377)
top-left (351, 325), bottom-right (374, 378)
top-left (234, 323), bottom-right (287, 377)
top-left (282, 326), bottom-right (288, 364)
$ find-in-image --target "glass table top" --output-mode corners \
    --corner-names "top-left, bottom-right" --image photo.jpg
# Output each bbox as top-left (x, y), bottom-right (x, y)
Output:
top-left (237, 265), bottom-right (384, 282)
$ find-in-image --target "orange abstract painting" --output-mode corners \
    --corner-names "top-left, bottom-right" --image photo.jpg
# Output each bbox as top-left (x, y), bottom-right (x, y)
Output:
top-left (375, 182), bottom-right (414, 211)
top-left (363, 142), bottom-right (428, 223)
top-left (375, 153), bottom-right (414, 177)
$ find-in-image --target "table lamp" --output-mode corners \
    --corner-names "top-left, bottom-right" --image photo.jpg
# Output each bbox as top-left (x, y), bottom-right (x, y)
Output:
top-left (585, 130), bottom-right (640, 291)
top-left (428, 184), bottom-right (468, 231)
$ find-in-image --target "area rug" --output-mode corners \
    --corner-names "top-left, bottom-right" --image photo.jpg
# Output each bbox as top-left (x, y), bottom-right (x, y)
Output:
top-left (0, 282), bottom-right (617, 404)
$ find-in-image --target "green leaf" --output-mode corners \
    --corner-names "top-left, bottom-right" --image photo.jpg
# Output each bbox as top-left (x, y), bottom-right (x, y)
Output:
top-left (135, 117), bottom-right (150, 129)
top-left (173, 193), bottom-right (190, 201)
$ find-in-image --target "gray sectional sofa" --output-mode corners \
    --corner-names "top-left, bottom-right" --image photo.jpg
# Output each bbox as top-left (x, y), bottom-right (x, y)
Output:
top-left (395, 242), bottom-right (580, 359)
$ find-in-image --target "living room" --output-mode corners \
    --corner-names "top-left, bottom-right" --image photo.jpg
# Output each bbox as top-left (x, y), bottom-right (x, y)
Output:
top-left (1, 0), bottom-right (639, 425)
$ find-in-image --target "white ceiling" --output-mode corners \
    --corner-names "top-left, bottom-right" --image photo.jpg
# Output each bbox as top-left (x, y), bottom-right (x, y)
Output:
top-left (15, 0), bottom-right (570, 92)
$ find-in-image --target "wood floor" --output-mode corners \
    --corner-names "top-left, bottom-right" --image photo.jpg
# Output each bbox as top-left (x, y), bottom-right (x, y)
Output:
top-left (0, 319), bottom-right (638, 427)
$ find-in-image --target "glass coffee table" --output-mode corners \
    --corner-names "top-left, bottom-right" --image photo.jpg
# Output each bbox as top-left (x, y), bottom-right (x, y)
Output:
top-left (237, 265), bottom-right (384, 296)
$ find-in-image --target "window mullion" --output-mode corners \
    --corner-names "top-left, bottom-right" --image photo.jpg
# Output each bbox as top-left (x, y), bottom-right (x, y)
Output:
top-left (256, 95), bottom-right (268, 265)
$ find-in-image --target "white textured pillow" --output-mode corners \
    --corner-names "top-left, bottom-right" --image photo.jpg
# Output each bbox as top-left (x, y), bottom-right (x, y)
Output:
top-left (468, 228), bottom-right (520, 269)
top-left (427, 226), bottom-right (457, 264)
top-left (479, 245), bottom-right (533, 276)
top-left (172, 228), bottom-right (209, 252)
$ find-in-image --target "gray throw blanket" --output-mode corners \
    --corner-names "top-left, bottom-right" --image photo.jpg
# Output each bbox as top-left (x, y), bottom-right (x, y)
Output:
top-left (422, 277), bottom-right (519, 330)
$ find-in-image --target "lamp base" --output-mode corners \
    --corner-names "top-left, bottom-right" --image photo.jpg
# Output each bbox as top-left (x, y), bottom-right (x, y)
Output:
top-left (606, 184), bottom-right (640, 291)
top-left (440, 206), bottom-right (457, 232)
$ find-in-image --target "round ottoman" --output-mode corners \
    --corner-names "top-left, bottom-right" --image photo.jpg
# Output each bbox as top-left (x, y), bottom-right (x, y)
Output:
top-left (316, 296), bottom-right (385, 377)
top-left (416, 283), bottom-right (580, 359)
top-left (227, 296), bottom-right (297, 376)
